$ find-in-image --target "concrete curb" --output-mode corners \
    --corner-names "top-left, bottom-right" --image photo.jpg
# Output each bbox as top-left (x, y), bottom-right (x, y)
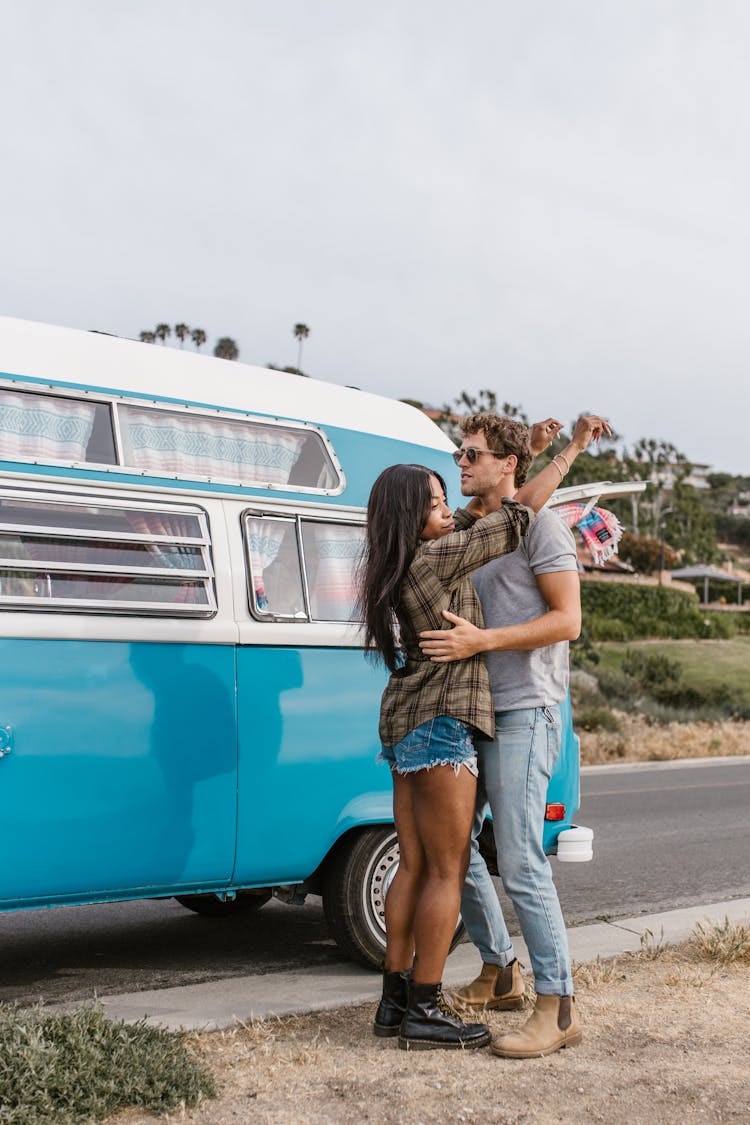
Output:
top-left (581, 754), bottom-right (750, 775)
top-left (55, 897), bottom-right (750, 1032)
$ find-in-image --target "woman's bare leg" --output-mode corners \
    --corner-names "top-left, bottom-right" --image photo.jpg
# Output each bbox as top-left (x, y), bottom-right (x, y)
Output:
top-left (410, 764), bottom-right (477, 984)
top-left (384, 770), bottom-right (425, 972)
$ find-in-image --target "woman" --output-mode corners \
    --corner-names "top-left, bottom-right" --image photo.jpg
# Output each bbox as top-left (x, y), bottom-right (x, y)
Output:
top-left (360, 445), bottom-right (576, 1050)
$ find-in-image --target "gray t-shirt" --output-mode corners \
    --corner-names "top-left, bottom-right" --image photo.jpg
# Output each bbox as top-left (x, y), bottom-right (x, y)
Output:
top-left (470, 507), bottom-right (578, 712)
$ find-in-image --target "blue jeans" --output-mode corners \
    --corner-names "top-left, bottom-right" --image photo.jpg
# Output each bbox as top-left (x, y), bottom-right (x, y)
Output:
top-left (460, 705), bottom-right (573, 996)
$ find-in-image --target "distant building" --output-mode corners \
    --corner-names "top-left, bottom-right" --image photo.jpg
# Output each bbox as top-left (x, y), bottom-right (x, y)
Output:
top-left (628, 462), bottom-right (712, 492)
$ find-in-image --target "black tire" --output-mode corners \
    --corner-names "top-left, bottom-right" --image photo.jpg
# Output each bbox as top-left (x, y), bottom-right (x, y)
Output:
top-left (322, 826), bottom-right (465, 969)
top-left (174, 890), bottom-right (271, 917)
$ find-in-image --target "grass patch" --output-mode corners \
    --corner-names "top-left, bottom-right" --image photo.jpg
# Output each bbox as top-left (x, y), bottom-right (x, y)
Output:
top-left (640, 927), bottom-right (669, 959)
top-left (573, 956), bottom-right (625, 991)
top-left (691, 917), bottom-right (750, 965)
top-left (0, 1003), bottom-right (215, 1124)
top-left (596, 638), bottom-right (750, 710)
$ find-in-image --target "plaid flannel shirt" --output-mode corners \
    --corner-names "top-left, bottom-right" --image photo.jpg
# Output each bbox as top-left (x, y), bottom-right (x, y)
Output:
top-left (378, 498), bottom-right (532, 746)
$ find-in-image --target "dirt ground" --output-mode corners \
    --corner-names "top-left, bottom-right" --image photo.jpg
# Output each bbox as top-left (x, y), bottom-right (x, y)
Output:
top-left (108, 941), bottom-right (750, 1125)
top-left (105, 730), bottom-right (750, 1124)
top-left (577, 715), bottom-right (750, 766)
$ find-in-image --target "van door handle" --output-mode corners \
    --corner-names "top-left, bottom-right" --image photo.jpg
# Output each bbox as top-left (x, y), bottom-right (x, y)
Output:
top-left (0, 725), bottom-right (13, 759)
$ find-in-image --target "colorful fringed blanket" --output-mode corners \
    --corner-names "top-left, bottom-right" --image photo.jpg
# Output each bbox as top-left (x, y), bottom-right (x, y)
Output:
top-left (554, 503), bottom-right (624, 565)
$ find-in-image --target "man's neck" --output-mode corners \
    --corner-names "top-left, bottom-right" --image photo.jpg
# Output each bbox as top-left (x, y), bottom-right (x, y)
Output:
top-left (466, 478), bottom-right (517, 518)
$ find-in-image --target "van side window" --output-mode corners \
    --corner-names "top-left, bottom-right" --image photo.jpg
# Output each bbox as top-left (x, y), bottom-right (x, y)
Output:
top-left (245, 514), bottom-right (364, 623)
top-left (0, 385), bottom-right (342, 494)
top-left (119, 405), bottom-right (339, 491)
top-left (246, 515), bottom-right (306, 618)
top-left (0, 490), bottom-right (216, 616)
top-left (300, 521), bottom-right (363, 622)
top-left (0, 388), bottom-right (116, 465)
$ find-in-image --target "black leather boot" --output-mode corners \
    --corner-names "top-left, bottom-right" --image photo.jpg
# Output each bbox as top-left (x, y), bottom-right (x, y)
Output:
top-left (373, 969), bottom-right (410, 1037)
top-left (399, 980), bottom-right (491, 1051)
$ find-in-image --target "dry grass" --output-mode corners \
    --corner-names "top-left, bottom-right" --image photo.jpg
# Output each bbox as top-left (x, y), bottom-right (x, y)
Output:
top-left (106, 922), bottom-right (750, 1125)
top-left (639, 926), bottom-right (669, 960)
top-left (571, 954), bottom-right (624, 991)
top-left (578, 713), bottom-right (750, 765)
top-left (691, 917), bottom-right (750, 965)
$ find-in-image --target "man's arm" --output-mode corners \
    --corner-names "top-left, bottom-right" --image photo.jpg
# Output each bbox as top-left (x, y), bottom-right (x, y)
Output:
top-left (515, 414), bottom-right (612, 511)
top-left (417, 570), bottom-right (581, 663)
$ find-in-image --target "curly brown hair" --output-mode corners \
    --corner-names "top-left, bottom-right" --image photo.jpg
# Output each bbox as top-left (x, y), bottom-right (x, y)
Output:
top-left (459, 414), bottom-right (532, 486)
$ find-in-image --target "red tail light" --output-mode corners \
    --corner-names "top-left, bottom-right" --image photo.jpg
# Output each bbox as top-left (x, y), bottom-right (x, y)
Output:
top-left (545, 803), bottom-right (566, 821)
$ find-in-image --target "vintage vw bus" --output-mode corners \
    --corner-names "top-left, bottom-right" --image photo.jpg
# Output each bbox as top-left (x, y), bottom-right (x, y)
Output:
top-left (0, 316), bottom-right (597, 967)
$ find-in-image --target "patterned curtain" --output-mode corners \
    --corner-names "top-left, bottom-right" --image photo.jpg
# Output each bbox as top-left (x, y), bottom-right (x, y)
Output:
top-left (0, 390), bottom-right (95, 462)
top-left (124, 510), bottom-right (205, 602)
top-left (246, 520), bottom-right (288, 611)
top-left (119, 406), bottom-right (306, 486)
top-left (304, 523), bottom-right (364, 621)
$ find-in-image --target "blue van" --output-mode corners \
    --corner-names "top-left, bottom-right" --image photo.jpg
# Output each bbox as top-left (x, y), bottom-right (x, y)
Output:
top-left (0, 316), bottom-right (592, 967)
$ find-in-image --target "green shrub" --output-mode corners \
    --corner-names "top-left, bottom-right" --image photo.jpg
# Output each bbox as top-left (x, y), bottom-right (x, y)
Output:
top-left (738, 616), bottom-right (750, 634)
top-left (0, 1003), bottom-right (215, 1124)
top-left (594, 641), bottom-right (750, 721)
top-left (618, 532), bottom-right (679, 575)
top-left (570, 629), bottom-right (601, 667)
top-left (621, 649), bottom-right (682, 689)
top-left (585, 614), bottom-right (632, 642)
top-left (574, 705), bottom-right (622, 732)
top-left (700, 611), bottom-right (739, 639)
top-left (594, 668), bottom-right (638, 707)
top-left (581, 583), bottom-right (736, 640)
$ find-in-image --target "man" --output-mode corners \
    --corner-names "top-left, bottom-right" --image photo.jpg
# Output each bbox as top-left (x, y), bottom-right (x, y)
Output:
top-left (419, 411), bottom-right (609, 1059)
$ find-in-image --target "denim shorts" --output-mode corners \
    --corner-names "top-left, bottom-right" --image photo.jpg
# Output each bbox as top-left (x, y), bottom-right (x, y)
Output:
top-left (378, 715), bottom-right (479, 777)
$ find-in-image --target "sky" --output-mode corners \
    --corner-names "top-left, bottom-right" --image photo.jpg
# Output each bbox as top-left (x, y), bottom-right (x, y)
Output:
top-left (1, 1), bottom-right (749, 474)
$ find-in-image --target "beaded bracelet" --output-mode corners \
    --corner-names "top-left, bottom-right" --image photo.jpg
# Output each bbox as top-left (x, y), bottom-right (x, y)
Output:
top-left (551, 457), bottom-right (566, 481)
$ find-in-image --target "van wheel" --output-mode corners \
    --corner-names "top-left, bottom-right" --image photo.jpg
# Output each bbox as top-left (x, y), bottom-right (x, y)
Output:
top-left (322, 827), bottom-right (465, 969)
top-left (174, 891), bottom-right (271, 917)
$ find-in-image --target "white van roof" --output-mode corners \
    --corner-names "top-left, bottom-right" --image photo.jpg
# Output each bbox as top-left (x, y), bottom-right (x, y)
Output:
top-left (0, 316), bottom-right (454, 451)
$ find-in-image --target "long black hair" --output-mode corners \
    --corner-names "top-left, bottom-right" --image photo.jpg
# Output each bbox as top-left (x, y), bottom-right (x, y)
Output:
top-left (358, 464), bottom-right (447, 672)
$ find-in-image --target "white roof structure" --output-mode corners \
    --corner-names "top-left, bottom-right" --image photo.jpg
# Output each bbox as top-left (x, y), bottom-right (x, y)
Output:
top-left (0, 316), bottom-right (454, 451)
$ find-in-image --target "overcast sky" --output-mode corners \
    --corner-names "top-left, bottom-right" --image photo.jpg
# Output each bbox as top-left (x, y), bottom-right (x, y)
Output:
top-left (2, 1), bottom-right (749, 473)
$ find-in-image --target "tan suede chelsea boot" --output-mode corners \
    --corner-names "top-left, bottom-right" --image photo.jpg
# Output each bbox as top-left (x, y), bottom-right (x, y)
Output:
top-left (490, 994), bottom-right (582, 1058)
top-left (452, 958), bottom-right (525, 1011)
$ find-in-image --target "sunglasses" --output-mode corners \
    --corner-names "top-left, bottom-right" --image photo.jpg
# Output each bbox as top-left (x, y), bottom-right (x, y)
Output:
top-left (451, 447), bottom-right (506, 466)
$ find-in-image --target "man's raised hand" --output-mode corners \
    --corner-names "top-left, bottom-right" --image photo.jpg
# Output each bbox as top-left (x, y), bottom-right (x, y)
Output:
top-left (571, 414), bottom-right (612, 451)
top-left (529, 418), bottom-right (564, 458)
top-left (418, 610), bottom-right (485, 663)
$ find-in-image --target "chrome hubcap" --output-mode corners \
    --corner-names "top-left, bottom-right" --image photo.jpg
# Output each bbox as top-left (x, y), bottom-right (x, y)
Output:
top-left (367, 838), bottom-right (399, 936)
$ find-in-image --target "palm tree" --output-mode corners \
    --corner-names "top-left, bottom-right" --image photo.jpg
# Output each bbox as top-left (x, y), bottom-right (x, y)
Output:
top-left (213, 337), bottom-right (239, 361)
top-left (191, 328), bottom-right (207, 351)
top-left (293, 323), bottom-right (310, 371)
top-left (139, 330), bottom-right (156, 344)
top-left (174, 323), bottom-right (190, 347)
top-left (155, 323), bottom-right (172, 345)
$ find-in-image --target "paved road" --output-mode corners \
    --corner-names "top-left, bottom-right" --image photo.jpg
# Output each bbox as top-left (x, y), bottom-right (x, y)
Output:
top-left (555, 757), bottom-right (750, 922)
top-left (2, 757), bottom-right (748, 1007)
